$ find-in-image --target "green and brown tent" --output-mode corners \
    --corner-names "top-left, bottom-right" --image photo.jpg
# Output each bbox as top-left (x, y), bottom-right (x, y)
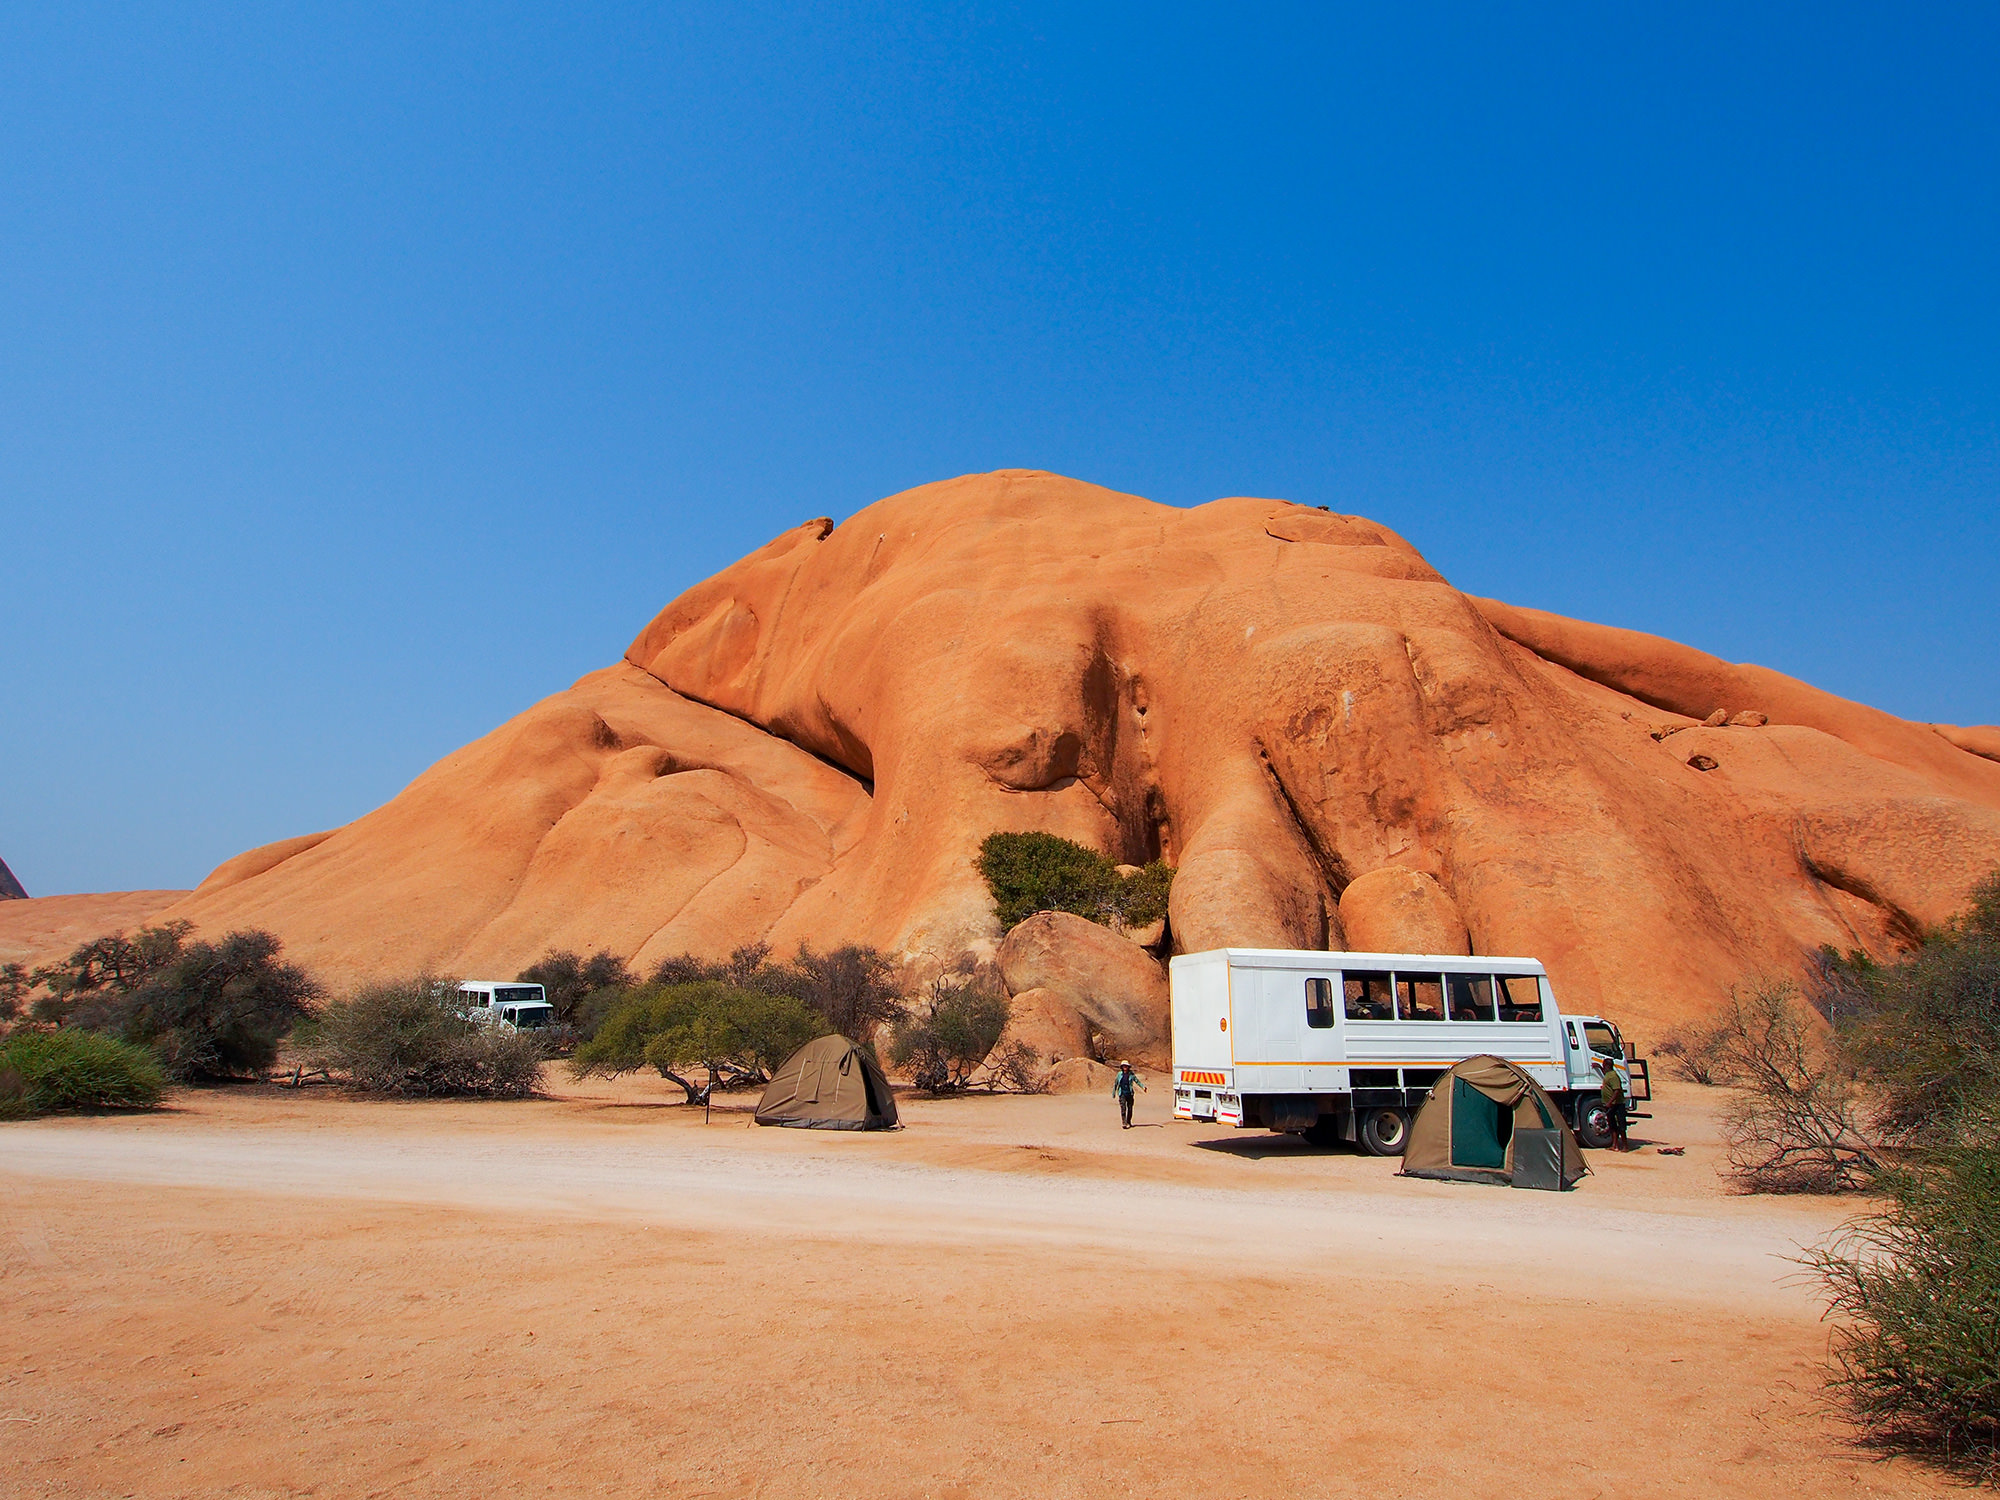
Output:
top-left (755, 1034), bottom-right (900, 1131)
top-left (1400, 1054), bottom-right (1586, 1190)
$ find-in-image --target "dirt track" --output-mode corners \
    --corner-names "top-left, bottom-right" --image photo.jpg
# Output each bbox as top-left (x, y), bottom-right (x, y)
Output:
top-left (1, 1075), bottom-right (1947, 1499)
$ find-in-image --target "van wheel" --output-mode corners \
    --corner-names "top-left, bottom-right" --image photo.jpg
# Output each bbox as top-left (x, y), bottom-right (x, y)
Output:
top-left (1359, 1108), bottom-right (1409, 1156)
top-left (1574, 1098), bottom-right (1614, 1150)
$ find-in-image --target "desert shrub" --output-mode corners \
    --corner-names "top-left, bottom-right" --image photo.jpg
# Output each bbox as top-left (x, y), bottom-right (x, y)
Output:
top-left (306, 978), bottom-right (542, 1097)
top-left (1655, 1016), bottom-right (1735, 1085)
top-left (1847, 872), bottom-right (2000, 1149)
top-left (977, 832), bottom-right (1172, 933)
top-left (984, 1039), bottom-right (1049, 1094)
top-left (517, 949), bottom-right (635, 1026)
top-left (0, 1029), bottom-right (165, 1118)
top-left (1803, 1146), bottom-right (2000, 1480)
top-left (1718, 983), bottom-right (1878, 1194)
top-left (889, 978), bottom-right (1012, 1093)
top-left (98, 929), bottom-right (321, 1081)
top-left (571, 981), bottom-right (827, 1103)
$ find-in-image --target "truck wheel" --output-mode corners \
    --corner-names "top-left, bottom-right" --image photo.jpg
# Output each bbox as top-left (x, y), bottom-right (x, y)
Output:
top-left (1574, 1097), bottom-right (1614, 1150)
top-left (1359, 1108), bottom-right (1409, 1156)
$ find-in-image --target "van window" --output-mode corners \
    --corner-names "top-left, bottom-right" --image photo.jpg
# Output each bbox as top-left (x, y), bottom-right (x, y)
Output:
top-left (1396, 974), bottom-right (1444, 1021)
top-left (1343, 971), bottom-right (1394, 1020)
top-left (1498, 975), bottom-right (1544, 1022)
top-left (1447, 973), bottom-right (1495, 1021)
top-left (1304, 977), bottom-right (1336, 1029)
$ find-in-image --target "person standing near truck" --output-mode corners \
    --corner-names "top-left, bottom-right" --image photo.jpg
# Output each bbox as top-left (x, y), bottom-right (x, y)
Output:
top-left (1112, 1062), bottom-right (1146, 1129)
top-left (1599, 1051), bottom-right (1630, 1151)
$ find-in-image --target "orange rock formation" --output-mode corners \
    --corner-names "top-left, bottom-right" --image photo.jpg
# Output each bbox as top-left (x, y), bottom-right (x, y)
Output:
top-left (154, 471), bottom-right (2000, 1039)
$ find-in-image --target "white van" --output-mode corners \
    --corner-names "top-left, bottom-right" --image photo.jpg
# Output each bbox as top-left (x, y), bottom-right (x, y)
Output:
top-left (1169, 948), bottom-right (1648, 1153)
top-left (456, 981), bottom-right (556, 1031)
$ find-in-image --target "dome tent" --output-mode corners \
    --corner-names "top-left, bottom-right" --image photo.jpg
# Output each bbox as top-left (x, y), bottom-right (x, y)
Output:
top-left (1400, 1054), bottom-right (1586, 1191)
top-left (755, 1034), bottom-right (899, 1130)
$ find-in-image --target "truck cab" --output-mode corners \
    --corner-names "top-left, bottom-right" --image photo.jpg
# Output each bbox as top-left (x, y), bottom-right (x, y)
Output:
top-left (1560, 1013), bottom-right (1650, 1146)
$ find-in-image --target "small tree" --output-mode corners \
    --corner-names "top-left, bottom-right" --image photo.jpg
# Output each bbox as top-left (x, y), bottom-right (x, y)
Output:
top-left (572, 981), bottom-right (826, 1104)
top-left (29, 920), bottom-right (195, 1024)
top-left (104, 929), bottom-right (321, 1081)
top-left (767, 944), bottom-right (908, 1040)
top-left (889, 977), bottom-right (1011, 1093)
top-left (1718, 983), bottom-right (1878, 1193)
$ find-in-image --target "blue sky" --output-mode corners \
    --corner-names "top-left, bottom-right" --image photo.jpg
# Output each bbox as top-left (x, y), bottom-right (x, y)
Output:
top-left (4, 2), bottom-right (1996, 896)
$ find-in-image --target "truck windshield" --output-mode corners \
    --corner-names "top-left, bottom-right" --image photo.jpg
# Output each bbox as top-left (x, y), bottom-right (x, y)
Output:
top-left (1584, 1022), bottom-right (1621, 1059)
top-left (507, 1006), bottom-right (555, 1029)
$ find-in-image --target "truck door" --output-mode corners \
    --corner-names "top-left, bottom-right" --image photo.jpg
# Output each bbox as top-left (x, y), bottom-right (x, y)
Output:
top-left (1300, 972), bottom-right (1342, 1090)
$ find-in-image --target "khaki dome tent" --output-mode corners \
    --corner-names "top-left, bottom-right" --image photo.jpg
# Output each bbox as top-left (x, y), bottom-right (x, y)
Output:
top-left (755, 1034), bottom-right (899, 1131)
top-left (1400, 1054), bottom-right (1586, 1191)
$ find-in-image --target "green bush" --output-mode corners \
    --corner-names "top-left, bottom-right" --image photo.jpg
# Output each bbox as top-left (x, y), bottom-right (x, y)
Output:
top-left (571, 980), bottom-right (827, 1103)
top-left (976, 832), bottom-right (1173, 933)
top-left (1804, 1147), bottom-right (2000, 1479)
top-left (1847, 872), bottom-right (2000, 1148)
top-left (0, 1029), bottom-right (165, 1118)
top-left (304, 978), bottom-right (542, 1097)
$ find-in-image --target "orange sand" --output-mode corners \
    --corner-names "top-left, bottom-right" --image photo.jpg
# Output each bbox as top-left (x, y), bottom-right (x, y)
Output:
top-left (0, 1074), bottom-right (1948, 1499)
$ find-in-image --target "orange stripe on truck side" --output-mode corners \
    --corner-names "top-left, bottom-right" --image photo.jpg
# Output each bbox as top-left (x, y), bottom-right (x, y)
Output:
top-left (1229, 1058), bottom-right (1558, 1068)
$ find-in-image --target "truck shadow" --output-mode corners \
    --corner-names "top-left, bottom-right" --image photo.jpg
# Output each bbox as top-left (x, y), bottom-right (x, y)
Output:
top-left (1187, 1135), bottom-right (1366, 1160)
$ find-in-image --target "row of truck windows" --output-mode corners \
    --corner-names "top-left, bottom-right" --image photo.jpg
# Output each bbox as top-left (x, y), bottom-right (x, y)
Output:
top-left (1300, 972), bottom-right (1544, 1029)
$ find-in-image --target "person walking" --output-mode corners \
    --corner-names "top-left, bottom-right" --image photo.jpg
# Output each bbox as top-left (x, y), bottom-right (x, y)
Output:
top-left (1599, 1051), bottom-right (1630, 1151)
top-left (1112, 1061), bottom-right (1146, 1129)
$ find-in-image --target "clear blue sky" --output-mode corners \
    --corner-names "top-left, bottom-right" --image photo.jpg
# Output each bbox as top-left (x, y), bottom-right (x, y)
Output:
top-left (4, 3), bottom-right (1996, 896)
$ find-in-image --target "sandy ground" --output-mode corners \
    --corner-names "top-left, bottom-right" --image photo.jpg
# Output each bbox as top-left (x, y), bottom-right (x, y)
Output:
top-left (0, 1071), bottom-right (1948, 1499)
top-left (0, 892), bottom-right (188, 972)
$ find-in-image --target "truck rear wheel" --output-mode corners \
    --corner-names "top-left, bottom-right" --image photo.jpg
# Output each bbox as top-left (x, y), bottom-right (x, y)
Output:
top-left (1359, 1107), bottom-right (1410, 1156)
top-left (1574, 1097), bottom-right (1614, 1150)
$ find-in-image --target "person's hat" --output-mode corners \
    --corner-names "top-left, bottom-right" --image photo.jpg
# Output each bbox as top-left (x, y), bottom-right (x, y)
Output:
top-left (1119, 1060), bottom-right (1132, 1068)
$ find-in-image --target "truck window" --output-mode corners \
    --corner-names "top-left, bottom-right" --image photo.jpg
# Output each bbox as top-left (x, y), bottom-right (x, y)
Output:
top-left (1583, 1022), bottom-right (1622, 1059)
top-left (1497, 974), bottom-right (1543, 1022)
top-left (1447, 973), bottom-right (1495, 1021)
top-left (1304, 977), bottom-right (1336, 1029)
top-left (1343, 971), bottom-right (1393, 1020)
top-left (1396, 974), bottom-right (1444, 1021)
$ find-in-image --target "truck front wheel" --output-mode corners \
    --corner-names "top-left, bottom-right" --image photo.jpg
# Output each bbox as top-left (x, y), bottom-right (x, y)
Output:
top-left (1574, 1097), bottom-right (1614, 1150)
top-left (1359, 1107), bottom-right (1410, 1156)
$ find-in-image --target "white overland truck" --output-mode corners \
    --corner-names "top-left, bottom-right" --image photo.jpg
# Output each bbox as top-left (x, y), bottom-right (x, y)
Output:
top-left (1170, 949), bottom-right (1648, 1153)
top-left (456, 981), bottom-right (557, 1031)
